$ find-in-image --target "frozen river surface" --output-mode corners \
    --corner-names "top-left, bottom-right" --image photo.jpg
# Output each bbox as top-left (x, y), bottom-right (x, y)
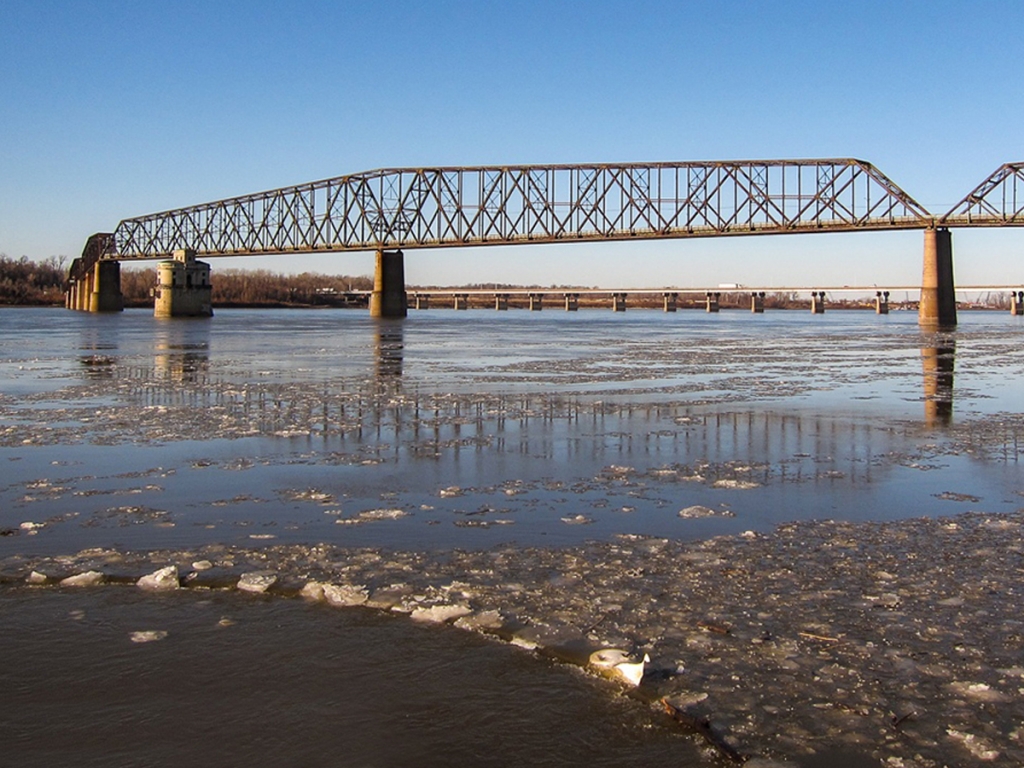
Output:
top-left (1, 308), bottom-right (1021, 552)
top-left (2, 307), bottom-right (1023, 766)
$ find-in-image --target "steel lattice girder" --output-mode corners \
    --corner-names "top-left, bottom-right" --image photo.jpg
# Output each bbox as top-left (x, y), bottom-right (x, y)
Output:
top-left (941, 162), bottom-right (1024, 226)
top-left (109, 159), bottom-right (932, 261)
top-left (68, 233), bottom-right (115, 283)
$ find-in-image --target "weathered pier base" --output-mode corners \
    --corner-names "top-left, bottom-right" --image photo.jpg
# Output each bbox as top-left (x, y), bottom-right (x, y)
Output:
top-left (563, 293), bottom-right (579, 311)
top-left (919, 228), bottom-right (957, 328)
top-left (67, 278), bottom-right (87, 310)
top-left (810, 291), bottom-right (826, 314)
top-left (77, 272), bottom-right (92, 310)
top-left (495, 293), bottom-right (509, 311)
top-left (875, 291), bottom-right (890, 315)
top-left (705, 292), bottom-right (720, 313)
top-left (529, 293), bottom-right (544, 311)
top-left (453, 293), bottom-right (469, 310)
top-left (154, 250), bottom-right (213, 318)
top-left (369, 249), bottom-right (407, 319)
top-left (89, 260), bottom-right (124, 312)
top-left (663, 292), bottom-right (678, 312)
top-left (413, 293), bottom-right (430, 310)
top-left (751, 292), bottom-right (765, 313)
top-left (612, 292), bottom-right (627, 312)
top-left (1010, 290), bottom-right (1024, 316)
top-left (66, 259), bottom-right (123, 312)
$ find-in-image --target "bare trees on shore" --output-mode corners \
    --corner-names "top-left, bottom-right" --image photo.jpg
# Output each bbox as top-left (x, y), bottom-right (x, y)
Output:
top-left (0, 255), bottom-right (66, 304)
top-left (0, 256), bottom-right (373, 307)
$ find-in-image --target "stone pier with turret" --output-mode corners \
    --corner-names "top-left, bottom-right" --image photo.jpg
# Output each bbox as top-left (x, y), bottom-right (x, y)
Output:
top-left (154, 250), bottom-right (213, 318)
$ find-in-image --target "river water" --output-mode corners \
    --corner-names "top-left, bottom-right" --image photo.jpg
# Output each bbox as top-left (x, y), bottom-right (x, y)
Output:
top-left (2, 306), bottom-right (1023, 766)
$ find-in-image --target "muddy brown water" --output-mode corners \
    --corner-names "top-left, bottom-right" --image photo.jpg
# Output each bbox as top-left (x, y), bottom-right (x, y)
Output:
top-left (0, 587), bottom-right (712, 768)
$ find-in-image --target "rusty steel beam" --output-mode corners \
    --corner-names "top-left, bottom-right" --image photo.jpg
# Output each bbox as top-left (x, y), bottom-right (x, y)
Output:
top-left (109, 159), bottom-right (932, 261)
top-left (68, 232), bottom-right (116, 283)
top-left (941, 162), bottom-right (1024, 226)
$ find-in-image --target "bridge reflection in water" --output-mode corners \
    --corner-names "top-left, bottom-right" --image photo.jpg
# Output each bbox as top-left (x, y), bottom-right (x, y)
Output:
top-left (103, 318), bottom-right (962, 440)
top-left (153, 320), bottom-right (212, 384)
top-left (921, 339), bottom-right (955, 428)
top-left (374, 321), bottom-right (404, 378)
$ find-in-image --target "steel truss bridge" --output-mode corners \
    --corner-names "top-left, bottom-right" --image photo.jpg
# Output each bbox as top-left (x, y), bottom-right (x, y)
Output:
top-left (70, 158), bottom-right (1024, 281)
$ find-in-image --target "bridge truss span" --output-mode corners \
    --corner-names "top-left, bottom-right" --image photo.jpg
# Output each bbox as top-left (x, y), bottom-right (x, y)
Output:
top-left (942, 162), bottom-right (1024, 226)
top-left (112, 158), bottom-right (932, 260)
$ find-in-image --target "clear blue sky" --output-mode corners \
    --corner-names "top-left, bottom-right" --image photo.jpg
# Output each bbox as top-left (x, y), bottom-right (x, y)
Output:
top-left (1, 0), bottom-right (1022, 288)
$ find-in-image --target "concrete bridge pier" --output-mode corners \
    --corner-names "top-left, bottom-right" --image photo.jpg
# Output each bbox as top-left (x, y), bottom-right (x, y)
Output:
top-left (88, 260), bottom-right (124, 312)
top-left (919, 228), bottom-right (957, 328)
top-left (413, 293), bottom-right (430, 310)
top-left (663, 292), bottom-right (677, 312)
top-left (705, 292), bottom-right (720, 312)
top-left (76, 270), bottom-right (94, 310)
top-left (810, 291), bottom-right (826, 314)
top-left (154, 249), bottom-right (213, 318)
top-left (1011, 290), bottom-right (1024, 316)
top-left (453, 294), bottom-right (469, 310)
top-left (875, 291), bottom-right (890, 315)
top-left (494, 293), bottom-right (509, 311)
top-left (563, 293), bottom-right (578, 311)
top-left (612, 292), bottom-right (627, 312)
top-left (530, 293), bottom-right (544, 311)
top-left (67, 271), bottom-right (91, 311)
top-left (369, 249), bottom-right (408, 318)
top-left (751, 292), bottom-right (765, 313)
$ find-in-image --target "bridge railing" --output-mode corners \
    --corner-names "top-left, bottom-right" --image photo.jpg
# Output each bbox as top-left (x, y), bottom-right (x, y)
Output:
top-left (110, 159), bottom-right (932, 259)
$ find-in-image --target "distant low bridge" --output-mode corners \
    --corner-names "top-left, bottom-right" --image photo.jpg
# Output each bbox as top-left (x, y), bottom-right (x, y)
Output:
top-left (67, 158), bottom-right (1024, 326)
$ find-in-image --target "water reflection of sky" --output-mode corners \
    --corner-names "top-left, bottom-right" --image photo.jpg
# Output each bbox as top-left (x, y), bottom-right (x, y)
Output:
top-left (1, 307), bottom-right (1022, 554)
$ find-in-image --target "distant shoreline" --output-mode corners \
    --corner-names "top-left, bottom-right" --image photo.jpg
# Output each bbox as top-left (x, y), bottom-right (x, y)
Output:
top-left (0, 300), bottom-right (1011, 312)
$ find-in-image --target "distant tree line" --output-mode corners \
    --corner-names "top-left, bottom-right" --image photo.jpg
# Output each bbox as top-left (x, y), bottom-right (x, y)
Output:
top-left (121, 267), bottom-right (374, 307)
top-left (0, 255), bottom-right (67, 304)
top-left (0, 255), bottom-right (374, 307)
top-left (0, 255), bottom-right (1015, 311)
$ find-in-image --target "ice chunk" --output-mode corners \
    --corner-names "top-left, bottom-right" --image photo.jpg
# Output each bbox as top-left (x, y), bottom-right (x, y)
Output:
top-left (130, 630), bottom-right (168, 644)
top-left (237, 572), bottom-right (277, 594)
top-left (60, 571), bottom-right (103, 587)
top-left (410, 604), bottom-right (472, 623)
top-left (137, 566), bottom-right (179, 592)
top-left (322, 584), bottom-right (369, 607)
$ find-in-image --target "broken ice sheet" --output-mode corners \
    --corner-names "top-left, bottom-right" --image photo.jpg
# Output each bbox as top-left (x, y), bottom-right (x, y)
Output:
top-left (335, 509), bottom-right (408, 525)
